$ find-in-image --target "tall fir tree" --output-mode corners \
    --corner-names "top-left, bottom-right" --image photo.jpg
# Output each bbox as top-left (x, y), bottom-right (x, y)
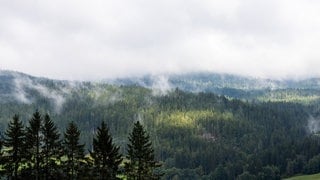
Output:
top-left (25, 110), bottom-right (43, 180)
top-left (63, 121), bottom-right (85, 180)
top-left (0, 131), bottom-right (5, 176)
top-left (3, 114), bottom-right (26, 180)
top-left (125, 121), bottom-right (162, 180)
top-left (90, 121), bottom-right (122, 179)
top-left (41, 113), bottom-right (62, 179)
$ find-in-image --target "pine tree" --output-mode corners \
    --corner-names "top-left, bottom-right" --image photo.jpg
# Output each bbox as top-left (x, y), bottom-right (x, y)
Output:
top-left (0, 132), bottom-right (5, 176)
top-left (41, 113), bottom-right (62, 179)
top-left (25, 110), bottom-right (42, 180)
top-left (63, 121), bottom-right (85, 180)
top-left (3, 114), bottom-right (26, 180)
top-left (90, 121), bottom-right (122, 179)
top-left (125, 121), bottom-right (162, 180)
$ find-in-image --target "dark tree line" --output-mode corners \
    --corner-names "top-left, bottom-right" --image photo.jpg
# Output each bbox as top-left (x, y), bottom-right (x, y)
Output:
top-left (0, 111), bottom-right (162, 180)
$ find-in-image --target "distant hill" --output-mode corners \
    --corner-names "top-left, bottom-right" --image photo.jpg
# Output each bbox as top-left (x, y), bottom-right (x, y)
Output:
top-left (108, 72), bottom-right (320, 101)
top-left (109, 72), bottom-right (320, 91)
top-left (2, 70), bottom-right (320, 178)
top-left (0, 70), bottom-right (72, 105)
top-left (2, 70), bottom-right (320, 104)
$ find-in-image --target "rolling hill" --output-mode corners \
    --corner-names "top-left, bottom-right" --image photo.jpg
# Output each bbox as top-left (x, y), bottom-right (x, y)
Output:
top-left (1, 70), bottom-right (320, 179)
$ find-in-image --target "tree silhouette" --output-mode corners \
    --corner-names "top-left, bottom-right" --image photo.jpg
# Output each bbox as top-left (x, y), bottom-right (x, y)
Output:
top-left (63, 121), bottom-right (85, 180)
top-left (25, 110), bottom-right (43, 180)
top-left (0, 132), bottom-right (5, 176)
top-left (3, 114), bottom-right (26, 180)
top-left (90, 121), bottom-right (122, 179)
top-left (125, 121), bottom-right (162, 180)
top-left (41, 113), bottom-right (62, 179)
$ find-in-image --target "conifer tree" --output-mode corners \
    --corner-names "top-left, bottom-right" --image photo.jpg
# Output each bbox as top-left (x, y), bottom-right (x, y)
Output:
top-left (125, 121), bottom-right (162, 180)
top-left (3, 114), bottom-right (26, 180)
top-left (90, 121), bottom-right (122, 179)
top-left (41, 113), bottom-right (62, 179)
top-left (25, 110), bottom-right (42, 180)
top-left (0, 132), bottom-right (5, 176)
top-left (63, 121), bottom-right (85, 180)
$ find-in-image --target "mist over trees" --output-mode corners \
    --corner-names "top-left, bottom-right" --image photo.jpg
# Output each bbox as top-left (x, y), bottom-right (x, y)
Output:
top-left (1, 90), bottom-right (320, 179)
top-left (2, 72), bottom-right (320, 179)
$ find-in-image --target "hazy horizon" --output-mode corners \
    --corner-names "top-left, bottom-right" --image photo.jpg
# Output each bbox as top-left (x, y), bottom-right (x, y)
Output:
top-left (1, 1), bottom-right (320, 80)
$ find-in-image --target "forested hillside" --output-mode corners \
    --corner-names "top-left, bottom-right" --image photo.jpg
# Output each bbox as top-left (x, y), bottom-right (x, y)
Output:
top-left (1, 70), bottom-right (320, 179)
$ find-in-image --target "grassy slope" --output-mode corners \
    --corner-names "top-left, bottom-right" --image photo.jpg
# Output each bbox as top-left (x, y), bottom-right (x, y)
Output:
top-left (284, 173), bottom-right (320, 180)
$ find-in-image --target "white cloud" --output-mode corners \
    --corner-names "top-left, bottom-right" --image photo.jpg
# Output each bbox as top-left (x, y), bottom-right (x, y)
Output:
top-left (1, 0), bottom-right (320, 80)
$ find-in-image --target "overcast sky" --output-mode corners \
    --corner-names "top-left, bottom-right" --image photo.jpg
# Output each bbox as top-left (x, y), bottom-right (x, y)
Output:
top-left (1, 0), bottom-right (320, 80)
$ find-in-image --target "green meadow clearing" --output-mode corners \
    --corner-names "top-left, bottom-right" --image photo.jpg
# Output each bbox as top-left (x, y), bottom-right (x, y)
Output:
top-left (285, 173), bottom-right (320, 180)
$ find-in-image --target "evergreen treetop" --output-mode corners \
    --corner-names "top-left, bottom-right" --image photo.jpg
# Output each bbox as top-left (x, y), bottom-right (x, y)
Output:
top-left (63, 121), bottom-right (85, 180)
top-left (25, 110), bottom-right (43, 179)
top-left (41, 113), bottom-right (62, 179)
top-left (125, 121), bottom-right (162, 180)
top-left (3, 114), bottom-right (26, 180)
top-left (90, 121), bottom-right (122, 179)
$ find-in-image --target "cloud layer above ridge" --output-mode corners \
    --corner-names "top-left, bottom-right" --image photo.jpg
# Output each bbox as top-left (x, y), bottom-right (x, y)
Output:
top-left (1, 0), bottom-right (320, 80)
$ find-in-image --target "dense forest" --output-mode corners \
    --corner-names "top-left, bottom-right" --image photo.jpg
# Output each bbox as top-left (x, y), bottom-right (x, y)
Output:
top-left (1, 71), bottom-right (320, 179)
top-left (0, 111), bottom-right (161, 179)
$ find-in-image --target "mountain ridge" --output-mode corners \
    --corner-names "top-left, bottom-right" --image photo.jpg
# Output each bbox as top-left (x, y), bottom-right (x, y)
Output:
top-left (2, 69), bottom-right (320, 106)
top-left (3, 70), bottom-right (320, 91)
top-left (1, 70), bottom-right (320, 178)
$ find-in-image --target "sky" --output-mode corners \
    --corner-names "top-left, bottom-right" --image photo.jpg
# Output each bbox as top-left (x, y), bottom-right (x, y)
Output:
top-left (1, 0), bottom-right (320, 80)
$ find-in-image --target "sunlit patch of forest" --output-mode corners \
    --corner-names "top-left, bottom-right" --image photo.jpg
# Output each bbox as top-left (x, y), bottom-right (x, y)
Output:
top-left (2, 72), bottom-right (320, 179)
